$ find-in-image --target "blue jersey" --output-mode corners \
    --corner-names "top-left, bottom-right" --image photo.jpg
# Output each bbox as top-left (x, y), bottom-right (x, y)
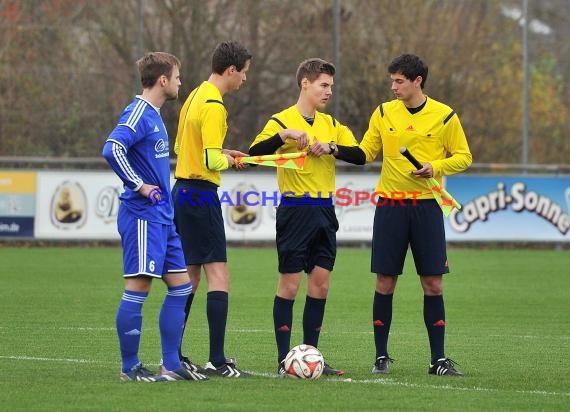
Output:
top-left (102, 96), bottom-right (173, 224)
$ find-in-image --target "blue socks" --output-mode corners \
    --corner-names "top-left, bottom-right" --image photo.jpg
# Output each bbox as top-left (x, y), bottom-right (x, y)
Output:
top-left (117, 285), bottom-right (192, 373)
top-left (159, 283), bottom-right (192, 371)
top-left (116, 290), bottom-right (147, 373)
top-left (178, 292), bottom-right (195, 358)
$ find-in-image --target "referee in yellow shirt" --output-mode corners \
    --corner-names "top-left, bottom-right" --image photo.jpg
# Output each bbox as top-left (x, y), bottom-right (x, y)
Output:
top-left (172, 41), bottom-right (251, 378)
top-left (250, 58), bottom-right (365, 377)
top-left (359, 54), bottom-right (472, 376)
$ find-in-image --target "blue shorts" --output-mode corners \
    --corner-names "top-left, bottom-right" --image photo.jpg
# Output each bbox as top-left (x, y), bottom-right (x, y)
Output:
top-left (371, 198), bottom-right (449, 276)
top-left (276, 199), bottom-right (338, 274)
top-left (117, 207), bottom-right (187, 278)
top-left (172, 179), bottom-right (227, 265)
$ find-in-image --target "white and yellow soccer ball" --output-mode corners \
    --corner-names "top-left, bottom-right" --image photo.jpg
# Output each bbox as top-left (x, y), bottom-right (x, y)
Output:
top-left (283, 344), bottom-right (324, 380)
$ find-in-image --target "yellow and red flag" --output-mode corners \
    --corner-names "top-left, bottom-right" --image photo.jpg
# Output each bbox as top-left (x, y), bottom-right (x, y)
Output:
top-left (399, 146), bottom-right (461, 218)
top-left (426, 177), bottom-right (461, 217)
top-left (235, 152), bottom-right (306, 170)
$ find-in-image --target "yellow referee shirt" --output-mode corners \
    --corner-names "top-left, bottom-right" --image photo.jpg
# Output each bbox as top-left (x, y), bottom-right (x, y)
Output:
top-left (174, 81), bottom-right (229, 186)
top-left (251, 105), bottom-right (358, 198)
top-left (359, 97), bottom-right (472, 199)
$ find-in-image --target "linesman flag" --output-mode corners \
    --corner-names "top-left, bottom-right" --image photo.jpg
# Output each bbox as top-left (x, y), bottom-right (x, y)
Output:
top-left (399, 147), bottom-right (461, 217)
top-left (235, 152), bottom-right (306, 170)
top-left (424, 176), bottom-right (462, 217)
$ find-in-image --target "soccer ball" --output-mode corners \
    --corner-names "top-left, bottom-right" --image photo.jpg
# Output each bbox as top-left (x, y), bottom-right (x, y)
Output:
top-left (283, 344), bottom-right (324, 380)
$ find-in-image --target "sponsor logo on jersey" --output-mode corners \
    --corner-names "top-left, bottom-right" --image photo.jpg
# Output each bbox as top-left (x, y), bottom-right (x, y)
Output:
top-left (154, 138), bottom-right (169, 159)
top-left (154, 139), bottom-right (167, 153)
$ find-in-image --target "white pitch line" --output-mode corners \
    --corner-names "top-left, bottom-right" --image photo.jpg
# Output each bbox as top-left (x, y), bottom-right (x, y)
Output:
top-left (244, 371), bottom-right (570, 397)
top-left (2, 355), bottom-right (569, 398)
top-left (0, 355), bottom-right (158, 367)
top-left (51, 327), bottom-right (570, 340)
top-left (489, 334), bottom-right (570, 340)
top-left (245, 370), bottom-right (281, 379)
top-left (0, 355), bottom-right (107, 364)
top-left (356, 379), bottom-right (570, 397)
top-left (59, 327), bottom-right (115, 331)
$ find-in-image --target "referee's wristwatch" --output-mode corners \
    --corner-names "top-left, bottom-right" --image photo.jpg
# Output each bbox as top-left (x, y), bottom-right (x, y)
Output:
top-left (328, 143), bottom-right (338, 156)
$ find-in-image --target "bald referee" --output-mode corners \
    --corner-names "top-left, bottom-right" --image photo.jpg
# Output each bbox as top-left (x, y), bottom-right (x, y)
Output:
top-left (249, 58), bottom-right (365, 377)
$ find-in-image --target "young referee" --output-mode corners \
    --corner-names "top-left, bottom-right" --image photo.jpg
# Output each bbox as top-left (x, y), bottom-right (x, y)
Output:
top-left (172, 41), bottom-right (251, 378)
top-left (249, 58), bottom-right (365, 376)
top-left (359, 54), bottom-right (472, 376)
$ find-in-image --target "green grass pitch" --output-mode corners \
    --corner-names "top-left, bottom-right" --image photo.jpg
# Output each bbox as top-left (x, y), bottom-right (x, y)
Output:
top-left (0, 246), bottom-right (568, 411)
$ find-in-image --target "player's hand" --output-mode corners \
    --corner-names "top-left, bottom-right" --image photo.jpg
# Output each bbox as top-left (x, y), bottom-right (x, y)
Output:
top-left (138, 183), bottom-right (164, 205)
top-left (411, 162), bottom-right (434, 178)
top-left (307, 141), bottom-right (329, 157)
top-left (280, 129), bottom-right (309, 150)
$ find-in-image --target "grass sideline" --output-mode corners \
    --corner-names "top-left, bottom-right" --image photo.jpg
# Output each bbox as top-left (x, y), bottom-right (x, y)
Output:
top-left (0, 247), bottom-right (568, 411)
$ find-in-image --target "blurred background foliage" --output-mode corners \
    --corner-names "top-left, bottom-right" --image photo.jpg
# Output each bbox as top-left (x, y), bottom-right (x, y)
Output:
top-left (0, 0), bottom-right (568, 164)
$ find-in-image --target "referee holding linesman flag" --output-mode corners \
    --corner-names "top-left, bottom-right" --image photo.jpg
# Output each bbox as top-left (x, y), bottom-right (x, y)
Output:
top-left (358, 53), bottom-right (472, 376)
top-left (249, 58), bottom-right (365, 377)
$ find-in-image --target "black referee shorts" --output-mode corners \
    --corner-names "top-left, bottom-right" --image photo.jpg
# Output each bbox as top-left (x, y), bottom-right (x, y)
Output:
top-left (276, 198), bottom-right (338, 274)
top-left (371, 197), bottom-right (449, 276)
top-left (172, 179), bottom-right (227, 265)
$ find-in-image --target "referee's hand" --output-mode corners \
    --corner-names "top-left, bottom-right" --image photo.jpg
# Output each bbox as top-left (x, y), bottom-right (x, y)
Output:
top-left (307, 141), bottom-right (329, 157)
top-left (279, 129), bottom-right (309, 150)
top-left (411, 162), bottom-right (433, 178)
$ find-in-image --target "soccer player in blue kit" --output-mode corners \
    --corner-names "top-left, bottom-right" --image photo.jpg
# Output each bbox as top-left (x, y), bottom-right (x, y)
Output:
top-left (102, 52), bottom-right (207, 382)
